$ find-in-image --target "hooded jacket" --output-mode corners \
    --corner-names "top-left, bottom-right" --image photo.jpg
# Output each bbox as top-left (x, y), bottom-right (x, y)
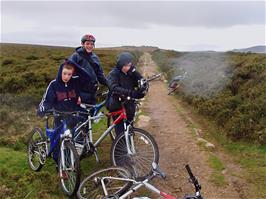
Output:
top-left (38, 61), bottom-right (81, 116)
top-left (106, 52), bottom-right (143, 111)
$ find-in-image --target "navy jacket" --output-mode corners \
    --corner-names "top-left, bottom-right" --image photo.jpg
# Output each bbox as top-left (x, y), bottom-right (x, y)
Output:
top-left (38, 62), bottom-right (81, 116)
top-left (69, 47), bottom-right (107, 87)
top-left (69, 47), bottom-right (108, 104)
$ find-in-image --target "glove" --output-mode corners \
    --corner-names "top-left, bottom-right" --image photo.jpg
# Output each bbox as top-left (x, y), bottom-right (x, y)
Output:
top-left (131, 90), bottom-right (145, 99)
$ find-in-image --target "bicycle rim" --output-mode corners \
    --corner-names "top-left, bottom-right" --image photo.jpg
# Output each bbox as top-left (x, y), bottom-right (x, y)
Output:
top-left (78, 167), bottom-right (132, 199)
top-left (111, 128), bottom-right (159, 180)
top-left (59, 141), bottom-right (80, 196)
top-left (27, 128), bottom-right (46, 171)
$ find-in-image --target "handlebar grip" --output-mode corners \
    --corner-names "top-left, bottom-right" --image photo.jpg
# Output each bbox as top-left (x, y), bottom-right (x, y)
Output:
top-left (185, 164), bottom-right (194, 179)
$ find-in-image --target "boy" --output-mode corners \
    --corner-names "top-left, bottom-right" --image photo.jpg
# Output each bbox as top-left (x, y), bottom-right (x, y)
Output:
top-left (106, 52), bottom-right (147, 136)
top-left (38, 60), bottom-right (81, 117)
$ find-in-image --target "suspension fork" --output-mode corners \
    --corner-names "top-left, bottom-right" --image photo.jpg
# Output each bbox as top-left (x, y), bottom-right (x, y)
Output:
top-left (124, 121), bottom-right (136, 155)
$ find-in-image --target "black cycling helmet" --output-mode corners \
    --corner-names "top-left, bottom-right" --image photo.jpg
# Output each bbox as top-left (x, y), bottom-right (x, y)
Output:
top-left (81, 34), bottom-right (96, 44)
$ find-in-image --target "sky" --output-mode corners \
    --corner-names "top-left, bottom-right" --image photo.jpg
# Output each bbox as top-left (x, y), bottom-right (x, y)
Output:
top-left (1, 0), bottom-right (266, 51)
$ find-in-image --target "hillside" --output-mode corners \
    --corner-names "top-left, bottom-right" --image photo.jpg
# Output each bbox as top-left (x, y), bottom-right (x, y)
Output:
top-left (232, 45), bottom-right (266, 53)
top-left (152, 49), bottom-right (266, 145)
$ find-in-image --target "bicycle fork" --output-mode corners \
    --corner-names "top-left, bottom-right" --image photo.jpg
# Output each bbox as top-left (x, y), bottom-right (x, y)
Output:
top-left (124, 123), bottom-right (136, 155)
top-left (60, 130), bottom-right (75, 171)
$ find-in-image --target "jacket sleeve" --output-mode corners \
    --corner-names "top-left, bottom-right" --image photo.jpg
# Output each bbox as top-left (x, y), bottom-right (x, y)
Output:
top-left (107, 71), bottom-right (132, 97)
top-left (37, 81), bottom-right (56, 117)
top-left (92, 55), bottom-right (108, 86)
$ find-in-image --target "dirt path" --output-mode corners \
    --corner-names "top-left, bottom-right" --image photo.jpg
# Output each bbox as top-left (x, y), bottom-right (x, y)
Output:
top-left (136, 53), bottom-right (249, 199)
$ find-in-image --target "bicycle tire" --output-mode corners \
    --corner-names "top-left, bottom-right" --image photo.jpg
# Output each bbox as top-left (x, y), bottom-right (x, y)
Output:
top-left (110, 128), bottom-right (159, 180)
top-left (58, 140), bottom-right (80, 196)
top-left (77, 167), bottom-right (132, 199)
top-left (73, 127), bottom-right (86, 158)
top-left (27, 127), bottom-right (46, 171)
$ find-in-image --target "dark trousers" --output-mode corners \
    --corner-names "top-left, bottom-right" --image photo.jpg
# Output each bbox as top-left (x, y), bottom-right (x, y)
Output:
top-left (114, 102), bottom-right (135, 137)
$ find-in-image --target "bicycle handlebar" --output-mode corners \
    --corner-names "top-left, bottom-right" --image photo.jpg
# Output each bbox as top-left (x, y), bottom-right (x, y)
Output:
top-left (146, 73), bottom-right (162, 82)
top-left (44, 109), bottom-right (89, 118)
top-left (185, 164), bottom-right (201, 193)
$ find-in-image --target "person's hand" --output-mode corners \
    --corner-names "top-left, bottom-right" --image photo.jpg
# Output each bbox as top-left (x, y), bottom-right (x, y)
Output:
top-left (131, 90), bottom-right (145, 99)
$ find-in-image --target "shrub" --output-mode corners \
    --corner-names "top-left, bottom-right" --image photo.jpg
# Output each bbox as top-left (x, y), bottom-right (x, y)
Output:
top-left (2, 59), bottom-right (14, 65)
top-left (26, 55), bottom-right (39, 60)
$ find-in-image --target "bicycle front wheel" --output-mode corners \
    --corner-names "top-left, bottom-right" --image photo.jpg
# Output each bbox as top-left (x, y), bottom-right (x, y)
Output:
top-left (111, 128), bottom-right (159, 180)
top-left (58, 140), bottom-right (80, 196)
top-left (77, 167), bottom-right (132, 199)
top-left (27, 127), bottom-right (46, 171)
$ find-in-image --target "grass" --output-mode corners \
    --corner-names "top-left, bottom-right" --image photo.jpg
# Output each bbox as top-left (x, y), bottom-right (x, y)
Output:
top-left (172, 94), bottom-right (266, 197)
top-left (208, 153), bottom-right (226, 186)
top-left (0, 117), bottom-right (113, 199)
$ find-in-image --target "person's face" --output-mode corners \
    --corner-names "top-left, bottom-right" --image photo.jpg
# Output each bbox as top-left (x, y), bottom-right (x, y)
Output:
top-left (122, 62), bottom-right (132, 73)
top-left (62, 68), bottom-right (74, 83)
top-left (82, 41), bottom-right (95, 53)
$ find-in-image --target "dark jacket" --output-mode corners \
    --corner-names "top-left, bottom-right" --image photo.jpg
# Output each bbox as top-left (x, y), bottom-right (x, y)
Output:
top-left (69, 47), bottom-right (107, 103)
top-left (106, 52), bottom-right (143, 112)
top-left (38, 62), bottom-right (81, 117)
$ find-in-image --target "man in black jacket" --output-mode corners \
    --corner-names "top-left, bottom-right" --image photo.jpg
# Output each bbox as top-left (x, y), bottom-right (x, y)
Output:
top-left (107, 52), bottom-right (147, 136)
top-left (69, 34), bottom-right (108, 104)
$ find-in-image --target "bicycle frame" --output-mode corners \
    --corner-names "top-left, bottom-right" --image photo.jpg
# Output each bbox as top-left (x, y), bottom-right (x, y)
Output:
top-left (98, 174), bottom-right (177, 199)
top-left (94, 164), bottom-right (203, 199)
top-left (73, 102), bottom-right (136, 161)
top-left (45, 117), bottom-right (69, 157)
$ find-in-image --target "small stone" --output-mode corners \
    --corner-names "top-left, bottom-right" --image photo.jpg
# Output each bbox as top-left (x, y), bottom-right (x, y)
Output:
top-left (205, 142), bottom-right (215, 149)
top-left (197, 138), bottom-right (207, 143)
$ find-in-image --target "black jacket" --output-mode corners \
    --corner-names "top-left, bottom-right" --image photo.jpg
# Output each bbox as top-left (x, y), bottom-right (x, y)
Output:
top-left (106, 52), bottom-right (143, 111)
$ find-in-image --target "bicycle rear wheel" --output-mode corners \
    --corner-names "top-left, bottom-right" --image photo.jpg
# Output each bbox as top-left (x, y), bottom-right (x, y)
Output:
top-left (27, 127), bottom-right (46, 171)
top-left (111, 128), bottom-right (159, 180)
top-left (58, 140), bottom-right (80, 196)
top-left (77, 167), bottom-right (132, 199)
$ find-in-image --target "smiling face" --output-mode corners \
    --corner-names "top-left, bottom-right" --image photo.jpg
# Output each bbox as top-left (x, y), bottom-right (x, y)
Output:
top-left (62, 67), bottom-right (74, 83)
top-left (82, 40), bottom-right (95, 53)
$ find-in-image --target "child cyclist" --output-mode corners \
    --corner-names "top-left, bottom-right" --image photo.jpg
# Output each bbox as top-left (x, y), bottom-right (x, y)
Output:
top-left (37, 60), bottom-right (86, 163)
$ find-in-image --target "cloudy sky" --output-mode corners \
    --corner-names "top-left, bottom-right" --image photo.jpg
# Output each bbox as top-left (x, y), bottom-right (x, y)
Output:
top-left (1, 0), bottom-right (265, 51)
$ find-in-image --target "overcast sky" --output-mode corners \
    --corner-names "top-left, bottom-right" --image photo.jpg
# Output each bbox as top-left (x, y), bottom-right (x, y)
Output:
top-left (1, 1), bottom-right (265, 51)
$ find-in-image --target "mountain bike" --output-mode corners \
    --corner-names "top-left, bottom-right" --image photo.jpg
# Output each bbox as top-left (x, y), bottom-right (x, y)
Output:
top-left (27, 110), bottom-right (81, 196)
top-left (168, 72), bottom-right (187, 95)
top-left (77, 163), bottom-right (203, 199)
top-left (70, 94), bottom-right (159, 180)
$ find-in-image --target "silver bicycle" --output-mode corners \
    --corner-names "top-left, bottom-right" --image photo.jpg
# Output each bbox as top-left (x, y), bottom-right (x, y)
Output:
top-left (77, 163), bottom-right (203, 199)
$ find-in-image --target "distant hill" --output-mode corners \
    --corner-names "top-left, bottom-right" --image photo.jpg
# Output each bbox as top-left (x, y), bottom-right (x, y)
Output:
top-left (232, 45), bottom-right (266, 53)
